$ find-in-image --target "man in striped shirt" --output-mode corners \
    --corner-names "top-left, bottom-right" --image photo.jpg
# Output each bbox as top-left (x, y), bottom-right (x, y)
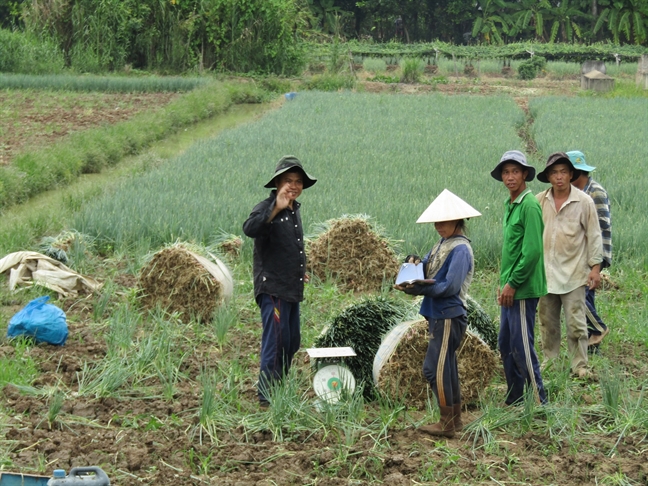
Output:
top-left (568, 150), bottom-right (611, 352)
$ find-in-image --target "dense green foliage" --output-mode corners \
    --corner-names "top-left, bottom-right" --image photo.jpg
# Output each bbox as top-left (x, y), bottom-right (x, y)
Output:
top-left (0, 28), bottom-right (64, 74)
top-left (311, 0), bottom-right (648, 46)
top-left (1, 0), bottom-right (646, 77)
top-left (307, 40), bottom-right (648, 63)
top-left (517, 55), bottom-right (547, 79)
top-left (18, 0), bottom-right (308, 74)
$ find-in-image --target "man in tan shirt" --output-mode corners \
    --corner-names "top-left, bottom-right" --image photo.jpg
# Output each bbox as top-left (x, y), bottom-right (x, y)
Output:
top-left (535, 152), bottom-right (603, 379)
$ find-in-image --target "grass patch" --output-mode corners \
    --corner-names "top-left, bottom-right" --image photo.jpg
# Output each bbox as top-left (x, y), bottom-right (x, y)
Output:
top-left (302, 73), bottom-right (356, 91)
top-left (0, 337), bottom-right (39, 387)
top-left (0, 73), bottom-right (210, 92)
top-left (362, 58), bottom-right (387, 74)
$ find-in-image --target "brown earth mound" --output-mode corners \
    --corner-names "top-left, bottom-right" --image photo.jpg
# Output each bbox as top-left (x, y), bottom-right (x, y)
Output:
top-left (307, 217), bottom-right (399, 293)
top-left (138, 246), bottom-right (224, 323)
top-left (376, 320), bottom-right (498, 408)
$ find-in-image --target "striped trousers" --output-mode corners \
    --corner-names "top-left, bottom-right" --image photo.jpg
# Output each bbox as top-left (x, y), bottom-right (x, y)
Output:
top-left (422, 315), bottom-right (467, 408)
top-left (499, 298), bottom-right (547, 405)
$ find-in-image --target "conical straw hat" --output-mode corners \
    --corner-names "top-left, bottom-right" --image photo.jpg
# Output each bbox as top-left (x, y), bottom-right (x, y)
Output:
top-left (416, 189), bottom-right (482, 224)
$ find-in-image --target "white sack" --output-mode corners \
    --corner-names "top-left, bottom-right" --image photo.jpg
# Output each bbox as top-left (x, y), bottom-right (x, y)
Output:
top-left (0, 251), bottom-right (102, 297)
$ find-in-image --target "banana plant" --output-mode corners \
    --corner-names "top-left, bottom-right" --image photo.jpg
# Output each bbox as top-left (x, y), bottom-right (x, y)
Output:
top-left (513, 0), bottom-right (552, 41)
top-left (307, 0), bottom-right (340, 34)
top-left (471, 0), bottom-right (517, 44)
top-left (548, 0), bottom-right (584, 42)
top-left (594, 0), bottom-right (648, 44)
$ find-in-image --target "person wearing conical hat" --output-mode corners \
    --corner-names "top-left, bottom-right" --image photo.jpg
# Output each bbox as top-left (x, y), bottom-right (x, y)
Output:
top-left (568, 150), bottom-right (611, 352)
top-left (491, 150), bottom-right (547, 406)
top-left (243, 156), bottom-right (317, 409)
top-left (395, 189), bottom-right (481, 438)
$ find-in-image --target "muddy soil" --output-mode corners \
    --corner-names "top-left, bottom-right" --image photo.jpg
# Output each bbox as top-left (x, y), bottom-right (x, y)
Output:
top-left (1, 272), bottom-right (646, 486)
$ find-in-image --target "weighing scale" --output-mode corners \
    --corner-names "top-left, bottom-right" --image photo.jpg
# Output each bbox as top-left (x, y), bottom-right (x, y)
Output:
top-left (306, 347), bottom-right (357, 404)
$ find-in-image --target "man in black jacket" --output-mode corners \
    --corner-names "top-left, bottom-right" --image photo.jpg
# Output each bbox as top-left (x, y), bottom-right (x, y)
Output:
top-left (243, 156), bottom-right (317, 408)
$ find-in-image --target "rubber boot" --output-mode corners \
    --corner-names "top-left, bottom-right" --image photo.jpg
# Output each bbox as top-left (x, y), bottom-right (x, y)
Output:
top-left (419, 405), bottom-right (455, 438)
top-left (453, 403), bottom-right (463, 432)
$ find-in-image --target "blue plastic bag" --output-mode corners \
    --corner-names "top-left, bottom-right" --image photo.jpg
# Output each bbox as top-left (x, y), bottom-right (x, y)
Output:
top-left (7, 296), bottom-right (68, 345)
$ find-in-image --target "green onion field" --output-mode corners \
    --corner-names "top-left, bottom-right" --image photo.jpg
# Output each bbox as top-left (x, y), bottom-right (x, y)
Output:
top-left (1, 72), bottom-right (648, 485)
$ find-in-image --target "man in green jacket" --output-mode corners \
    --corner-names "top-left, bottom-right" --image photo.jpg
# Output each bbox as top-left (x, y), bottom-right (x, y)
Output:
top-left (491, 150), bottom-right (547, 405)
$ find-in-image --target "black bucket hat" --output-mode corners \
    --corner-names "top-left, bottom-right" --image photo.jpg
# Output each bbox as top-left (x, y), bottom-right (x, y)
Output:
top-left (536, 152), bottom-right (578, 183)
top-left (264, 155), bottom-right (317, 189)
top-left (490, 150), bottom-right (536, 181)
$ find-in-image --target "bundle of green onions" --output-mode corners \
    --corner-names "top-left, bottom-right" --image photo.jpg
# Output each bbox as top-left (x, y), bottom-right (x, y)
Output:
top-left (314, 297), bottom-right (409, 399)
top-left (466, 296), bottom-right (498, 351)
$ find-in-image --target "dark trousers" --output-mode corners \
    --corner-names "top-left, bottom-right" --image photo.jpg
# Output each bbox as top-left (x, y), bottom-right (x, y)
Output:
top-left (499, 298), bottom-right (546, 405)
top-left (422, 315), bottom-right (467, 408)
top-left (586, 288), bottom-right (608, 338)
top-left (257, 294), bottom-right (300, 402)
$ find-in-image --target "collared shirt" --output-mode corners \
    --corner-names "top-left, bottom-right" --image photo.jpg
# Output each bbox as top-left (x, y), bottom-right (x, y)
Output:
top-left (536, 186), bottom-right (603, 294)
top-left (583, 177), bottom-right (612, 269)
top-left (500, 189), bottom-right (547, 300)
top-left (242, 191), bottom-right (306, 302)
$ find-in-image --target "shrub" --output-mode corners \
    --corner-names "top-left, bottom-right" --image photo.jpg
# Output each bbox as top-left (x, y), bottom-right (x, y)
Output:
top-left (302, 73), bottom-right (355, 91)
top-left (362, 58), bottom-right (387, 74)
top-left (259, 76), bottom-right (292, 94)
top-left (399, 57), bottom-right (424, 84)
top-left (517, 56), bottom-right (547, 80)
top-left (0, 28), bottom-right (64, 74)
top-left (327, 37), bottom-right (348, 74)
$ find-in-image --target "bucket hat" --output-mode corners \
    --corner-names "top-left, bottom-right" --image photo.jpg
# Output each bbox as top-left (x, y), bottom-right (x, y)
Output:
top-left (491, 150), bottom-right (536, 181)
top-left (566, 150), bottom-right (596, 173)
top-left (417, 189), bottom-right (482, 224)
top-left (264, 155), bottom-right (317, 189)
top-left (536, 152), bottom-right (578, 183)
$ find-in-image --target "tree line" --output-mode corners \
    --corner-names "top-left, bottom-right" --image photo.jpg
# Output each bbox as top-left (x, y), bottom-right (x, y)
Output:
top-left (318, 0), bottom-right (647, 46)
top-left (0, 0), bottom-right (646, 75)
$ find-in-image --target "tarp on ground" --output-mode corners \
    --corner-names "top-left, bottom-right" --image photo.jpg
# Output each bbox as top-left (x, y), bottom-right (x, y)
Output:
top-left (0, 251), bottom-right (102, 297)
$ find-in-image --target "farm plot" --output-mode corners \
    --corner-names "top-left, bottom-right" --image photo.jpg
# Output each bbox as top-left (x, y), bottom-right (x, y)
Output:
top-left (530, 96), bottom-right (648, 265)
top-left (74, 91), bottom-right (648, 268)
top-left (0, 90), bottom-right (179, 165)
top-left (75, 91), bottom-right (525, 265)
top-left (1, 90), bottom-right (648, 486)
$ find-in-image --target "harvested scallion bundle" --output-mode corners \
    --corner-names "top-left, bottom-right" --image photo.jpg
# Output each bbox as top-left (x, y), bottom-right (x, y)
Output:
top-left (314, 297), bottom-right (409, 399)
top-left (466, 295), bottom-right (498, 351)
